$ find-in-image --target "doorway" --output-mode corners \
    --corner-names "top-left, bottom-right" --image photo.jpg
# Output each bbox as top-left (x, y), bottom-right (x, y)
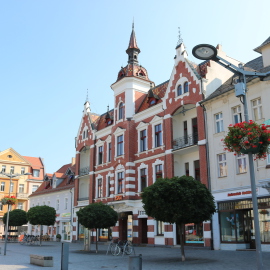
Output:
top-left (140, 218), bottom-right (148, 244)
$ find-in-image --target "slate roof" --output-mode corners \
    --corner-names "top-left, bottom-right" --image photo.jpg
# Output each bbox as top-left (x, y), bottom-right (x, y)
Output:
top-left (201, 55), bottom-right (270, 103)
top-left (254, 36), bottom-right (270, 53)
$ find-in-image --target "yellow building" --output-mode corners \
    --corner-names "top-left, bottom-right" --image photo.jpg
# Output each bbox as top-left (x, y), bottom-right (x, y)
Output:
top-left (0, 148), bottom-right (44, 236)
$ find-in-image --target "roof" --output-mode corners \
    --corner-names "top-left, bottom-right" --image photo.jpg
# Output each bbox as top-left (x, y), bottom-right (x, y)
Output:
top-left (22, 156), bottom-right (44, 168)
top-left (254, 36), bottom-right (270, 53)
top-left (127, 24), bottom-right (140, 51)
top-left (202, 56), bottom-right (270, 103)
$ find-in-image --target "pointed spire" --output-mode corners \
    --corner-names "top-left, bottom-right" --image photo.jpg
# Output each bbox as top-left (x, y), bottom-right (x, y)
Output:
top-left (176, 27), bottom-right (183, 48)
top-left (126, 21), bottom-right (140, 64)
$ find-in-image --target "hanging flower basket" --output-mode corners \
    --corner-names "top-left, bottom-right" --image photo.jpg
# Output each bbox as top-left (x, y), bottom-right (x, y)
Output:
top-left (222, 120), bottom-right (270, 160)
top-left (259, 209), bottom-right (269, 215)
top-left (1, 196), bottom-right (17, 205)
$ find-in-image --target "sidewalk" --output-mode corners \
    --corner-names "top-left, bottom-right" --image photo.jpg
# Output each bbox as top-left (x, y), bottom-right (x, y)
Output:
top-left (1, 241), bottom-right (270, 269)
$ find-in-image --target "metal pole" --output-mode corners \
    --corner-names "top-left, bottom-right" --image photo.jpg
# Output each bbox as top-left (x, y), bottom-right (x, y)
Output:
top-left (4, 175), bottom-right (12, 256)
top-left (242, 74), bottom-right (263, 269)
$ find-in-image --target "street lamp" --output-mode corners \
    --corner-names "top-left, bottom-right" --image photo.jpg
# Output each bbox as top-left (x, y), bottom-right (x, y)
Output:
top-left (193, 44), bottom-right (270, 270)
top-left (0, 171), bottom-right (32, 255)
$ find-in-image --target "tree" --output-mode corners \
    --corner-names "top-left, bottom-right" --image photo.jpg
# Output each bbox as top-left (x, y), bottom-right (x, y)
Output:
top-left (3, 209), bottom-right (28, 226)
top-left (27, 205), bottom-right (56, 246)
top-left (141, 176), bottom-right (216, 261)
top-left (76, 202), bottom-right (118, 253)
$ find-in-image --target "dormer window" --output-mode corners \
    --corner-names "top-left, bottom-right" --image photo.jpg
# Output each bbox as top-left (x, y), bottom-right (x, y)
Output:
top-left (149, 98), bottom-right (157, 106)
top-left (184, 82), bottom-right (189, 93)
top-left (119, 103), bottom-right (124, 120)
top-left (177, 85), bottom-right (182, 96)
top-left (107, 120), bottom-right (112, 126)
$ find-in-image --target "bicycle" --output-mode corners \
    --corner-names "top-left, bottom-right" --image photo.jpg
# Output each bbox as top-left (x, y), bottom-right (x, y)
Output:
top-left (109, 239), bottom-right (134, 256)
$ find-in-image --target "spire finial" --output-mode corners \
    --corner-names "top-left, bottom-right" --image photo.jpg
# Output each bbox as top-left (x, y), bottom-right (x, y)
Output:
top-left (176, 27), bottom-right (183, 47)
top-left (107, 104), bottom-right (109, 112)
top-left (86, 89), bottom-right (89, 103)
top-left (132, 18), bottom-right (134, 30)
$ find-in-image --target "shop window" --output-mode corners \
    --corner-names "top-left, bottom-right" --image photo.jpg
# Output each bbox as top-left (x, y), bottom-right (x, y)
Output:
top-left (218, 153), bottom-right (227, 177)
top-left (156, 220), bottom-right (164, 235)
top-left (236, 154), bottom-right (247, 174)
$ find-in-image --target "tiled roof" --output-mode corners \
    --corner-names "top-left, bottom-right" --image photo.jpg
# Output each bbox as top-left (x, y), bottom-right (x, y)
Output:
top-left (136, 80), bottom-right (169, 113)
top-left (254, 36), bottom-right (270, 53)
top-left (23, 156), bottom-right (43, 168)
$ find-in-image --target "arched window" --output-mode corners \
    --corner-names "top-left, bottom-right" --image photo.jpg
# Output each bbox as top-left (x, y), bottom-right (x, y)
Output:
top-left (177, 85), bottom-right (182, 96)
top-left (184, 82), bottom-right (189, 93)
top-left (119, 103), bottom-right (124, 120)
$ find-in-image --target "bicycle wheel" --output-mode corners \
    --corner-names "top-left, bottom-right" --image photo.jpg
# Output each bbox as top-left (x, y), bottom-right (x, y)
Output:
top-left (125, 244), bottom-right (133, 255)
top-left (110, 244), bottom-right (121, 256)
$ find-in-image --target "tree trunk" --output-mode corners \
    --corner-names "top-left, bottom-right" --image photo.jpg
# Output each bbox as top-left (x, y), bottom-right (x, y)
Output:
top-left (40, 225), bottom-right (43, 246)
top-left (95, 228), bottom-right (98, 253)
top-left (178, 223), bottom-right (185, 261)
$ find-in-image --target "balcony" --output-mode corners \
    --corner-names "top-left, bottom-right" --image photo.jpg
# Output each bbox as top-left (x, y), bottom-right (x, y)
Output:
top-left (79, 166), bottom-right (90, 176)
top-left (173, 133), bottom-right (198, 150)
top-left (16, 192), bottom-right (29, 199)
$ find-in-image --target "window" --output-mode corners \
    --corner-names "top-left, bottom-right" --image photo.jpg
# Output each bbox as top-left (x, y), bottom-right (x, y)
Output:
top-left (117, 135), bottom-right (124, 156)
top-left (19, 184), bottom-right (24, 193)
top-left (194, 160), bottom-right (200, 181)
top-left (140, 130), bottom-right (147, 152)
top-left (184, 82), bottom-right (189, 93)
top-left (117, 172), bottom-right (124, 194)
top-left (119, 102), bottom-right (124, 120)
top-left (215, 113), bottom-right (224, 133)
top-left (10, 166), bottom-right (14, 174)
top-left (21, 167), bottom-right (25, 174)
top-left (10, 182), bottom-right (14, 193)
top-left (33, 170), bottom-right (40, 177)
top-left (236, 154), bottom-right (247, 174)
top-left (0, 203), bottom-right (2, 211)
top-left (107, 176), bottom-right (111, 197)
top-left (140, 168), bottom-right (147, 191)
top-left (252, 98), bottom-right (262, 120)
top-left (32, 185), bottom-right (39, 193)
top-left (98, 178), bottom-right (103, 198)
top-left (108, 142), bottom-right (112, 162)
top-left (177, 85), bottom-right (182, 96)
top-left (98, 146), bottom-right (103, 165)
top-left (232, 106), bottom-right (242, 124)
top-left (155, 164), bottom-right (163, 180)
top-left (1, 182), bottom-right (5, 191)
top-left (218, 154), bottom-right (227, 177)
top-left (149, 99), bottom-right (156, 106)
top-left (185, 162), bottom-right (189, 176)
top-left (267, 146), bottom-right (270, 164)
top-left (18, 202), bottom-right (23, 210)
top-left (65, 198), bottom-right (68, 209)
top-left (184, 121), bottom-right (188, 144)
top-left (155, 124), bottom-right (162, 147)
top-left (157, 220), bottom-right (164, 235)
top-left (2, 165), bottom-right (6, 173)
top-left (56, 199), bottom-right (59, 210)
top-left (47, 201), bottom-right (50, 206)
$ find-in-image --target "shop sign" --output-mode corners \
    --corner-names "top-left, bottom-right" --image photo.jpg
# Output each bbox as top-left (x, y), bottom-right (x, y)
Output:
top-left (115, 195), bottom-right (123, 201)
top-left (61, 213), bottom-right (71, 218)
top-left (227, 190), bottom-right (252, 197)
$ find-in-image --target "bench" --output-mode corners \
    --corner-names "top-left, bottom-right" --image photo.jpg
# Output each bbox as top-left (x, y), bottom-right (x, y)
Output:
top-left (30, 254), bottom-right (53, 267)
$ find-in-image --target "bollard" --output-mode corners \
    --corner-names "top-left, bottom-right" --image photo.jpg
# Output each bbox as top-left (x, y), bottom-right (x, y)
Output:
top-left (128, 254), bottom-right (142, 270)
top-left (61, 242), bottom-right (69, 270)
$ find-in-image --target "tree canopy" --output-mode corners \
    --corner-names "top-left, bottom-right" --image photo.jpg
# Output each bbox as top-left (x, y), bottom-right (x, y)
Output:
top-left (27, 205), bottom-right (56, 226)
top-left (141, 175), bottom-right (216, 261)
top-left (3, 209), bottom-right (28, 226)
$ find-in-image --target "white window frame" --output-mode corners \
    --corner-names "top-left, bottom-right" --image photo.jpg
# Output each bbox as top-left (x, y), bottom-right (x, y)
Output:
top-left (137, 163), bottom-right (148, 192)
top-left (217, 153), bottom-right (227, 177)
top-left (65, 197), bottom-right (68, 209)
top-left (150, 116), bottom-right (163, 149)
top-left (236, 154), bottom-right (247, 174)
top-left (136, 122), bottom-right (149, 153)
top-left (174, 76), bottom-right (189, 99)
top-left (1, 182), bottom-right (5, 191)
top-left (156, 220), bottom-right (164, 236)
top-left (232, 105), bottom-right (242, 124)
top-left (56, 199), bottom-right (60, 210)
top-left (106, 173), bottom-right (114, 197)
top-left (105, 136), bottom-right (112, 163)
top-left (152, 159), bottom-right (164, 183)
top-left (96, 139), bottom-right (105, 165)
top-left (1, 165), bottom-right (6, 173)
top-left (96, 175), bottom-right (103, 198)
top-left (19, 184), bottom-right (24, 193)
top-left (33, 169), bottom-right (40, 177)
top-left (32, 184), bottom-right (39, 193)
top-left (10, 182), bottom-right (14, 193)
top-left (21, 167), bottom-right (25, 175)
top-left (215, 112), bottom-right (224, 133)
top-left (115, 164), bottom-right (125, 195)
top-left (252, 97), bottom-right (262, 121)
top-left (113, 127), bottom-right (126, 158)
top-left (18, 202), bottom-right (23, 210)
top-left (10, 166), bottom-right (15, 174)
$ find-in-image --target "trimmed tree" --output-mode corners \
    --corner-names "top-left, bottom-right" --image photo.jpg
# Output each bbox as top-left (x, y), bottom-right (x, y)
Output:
top-left (27, 205), bottom-right (56, 246)
top-left (3, 209), bottom-right (28, 226)
top-left (141, 175), bottom-right (216, 261)
top-left (76, 202), bottom-right (118, 253)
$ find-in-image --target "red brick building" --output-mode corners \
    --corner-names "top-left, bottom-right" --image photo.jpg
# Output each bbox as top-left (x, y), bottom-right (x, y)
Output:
top-left (74, 25), bottom-right (210, 247)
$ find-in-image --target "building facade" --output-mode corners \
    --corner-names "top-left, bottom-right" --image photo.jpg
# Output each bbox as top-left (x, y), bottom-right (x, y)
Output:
top-left (202, 36), bottom-right (270, 251)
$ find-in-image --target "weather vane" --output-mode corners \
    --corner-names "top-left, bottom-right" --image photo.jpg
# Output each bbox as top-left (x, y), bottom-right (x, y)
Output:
top-left (177, 27), bottom-right (183, 46)
top-left (86, 89), bottom-right (88, 103)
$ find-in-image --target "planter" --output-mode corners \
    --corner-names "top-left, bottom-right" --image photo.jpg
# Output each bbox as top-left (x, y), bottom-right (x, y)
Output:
top-left (240, 141), bottom-right (262, 154)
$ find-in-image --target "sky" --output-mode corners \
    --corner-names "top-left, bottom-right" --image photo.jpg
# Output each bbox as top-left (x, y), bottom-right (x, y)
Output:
top-left (1, 0), bottom-right (270, 174)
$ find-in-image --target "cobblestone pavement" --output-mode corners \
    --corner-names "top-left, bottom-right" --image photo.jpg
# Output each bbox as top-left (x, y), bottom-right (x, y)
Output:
top-left (0, 241), bottom-right (270, 269)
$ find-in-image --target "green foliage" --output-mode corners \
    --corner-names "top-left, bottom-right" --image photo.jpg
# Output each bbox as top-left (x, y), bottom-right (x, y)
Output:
top-left (76, 202), bottom-right (118, 230)
top-left (3, 209), bottom-right (28, 226)
top-left (56, 234), bottom-right (61, 239)
top-left (141, 176), bottom-right (216, 225)
top-left (27, 205), bottom-right (56, 226)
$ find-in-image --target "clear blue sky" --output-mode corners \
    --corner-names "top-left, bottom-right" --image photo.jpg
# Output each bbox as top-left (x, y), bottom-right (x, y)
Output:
top-left (1, 0), bottom-right (270, 173)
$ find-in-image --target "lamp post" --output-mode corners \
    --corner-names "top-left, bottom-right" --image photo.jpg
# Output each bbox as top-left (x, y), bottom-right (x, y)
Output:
top-left (0, 171), bottom-right (31, 255)
top-left (192, 44), bottom-right (270, 270)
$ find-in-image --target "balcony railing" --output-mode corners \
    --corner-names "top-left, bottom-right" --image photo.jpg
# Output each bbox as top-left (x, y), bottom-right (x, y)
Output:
top-left (79, 166), bottom-right (90, 176)
top-left (16, 192), bottom-right (29, 199)
top-left (78, 197), bottom-right (89, 201)
top-left (173, 133), bottom-right (198, 150)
